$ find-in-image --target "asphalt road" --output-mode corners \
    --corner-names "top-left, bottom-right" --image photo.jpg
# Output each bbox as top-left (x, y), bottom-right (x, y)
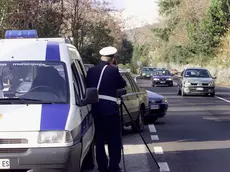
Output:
top-left (86, 78), bottom-right (230, 172)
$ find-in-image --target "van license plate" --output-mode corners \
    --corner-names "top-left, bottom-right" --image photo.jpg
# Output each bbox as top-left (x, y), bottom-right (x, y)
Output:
top-left (0, 159), bottom-right (10, 169)
top-left (151, 105), bottom-right (159, 110)
top-left (196, 88), bottom-right (204, 91)
top-left (160, 81), bottom-right (166, 83)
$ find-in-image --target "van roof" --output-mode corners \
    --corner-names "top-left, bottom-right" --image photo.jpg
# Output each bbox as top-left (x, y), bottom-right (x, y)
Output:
top-left (0, 38), bottom-right (81, 63)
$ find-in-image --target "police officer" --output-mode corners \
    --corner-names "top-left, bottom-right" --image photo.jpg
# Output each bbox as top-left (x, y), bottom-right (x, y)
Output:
top-left (86, 46), bottom-right (126, 172)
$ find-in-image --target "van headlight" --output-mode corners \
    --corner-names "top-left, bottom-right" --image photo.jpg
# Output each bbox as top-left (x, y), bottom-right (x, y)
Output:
top-left (38, 131), bottom-right (73, 144)
top-left (153, 78), bottom-right (160, 81)
top-left (167, 78), bottom-right (172, 81)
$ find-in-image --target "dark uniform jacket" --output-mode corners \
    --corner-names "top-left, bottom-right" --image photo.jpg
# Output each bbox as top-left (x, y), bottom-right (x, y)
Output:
top-left (86, 61), bottom-right (126, 116)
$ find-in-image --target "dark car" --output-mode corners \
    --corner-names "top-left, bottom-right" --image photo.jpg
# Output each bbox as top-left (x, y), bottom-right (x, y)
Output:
top-left (151, 69), bottom-right (173, 87)
top-left (145, 90), bottom-right (168, 122)
top-left (140, 67), bottom-right (156, 79)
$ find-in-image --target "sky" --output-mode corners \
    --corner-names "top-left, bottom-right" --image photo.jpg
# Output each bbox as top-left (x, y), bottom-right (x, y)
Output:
top-left (110, 0), bottom-right (159, 29)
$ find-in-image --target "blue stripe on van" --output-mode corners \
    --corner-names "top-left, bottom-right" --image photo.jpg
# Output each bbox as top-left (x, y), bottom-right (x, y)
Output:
top-left (40, 104), bottom-right (70, 130)
top-left (45, 42), bottom-right (60, 61)
top-left (40, 42), bottom-right (68, 130)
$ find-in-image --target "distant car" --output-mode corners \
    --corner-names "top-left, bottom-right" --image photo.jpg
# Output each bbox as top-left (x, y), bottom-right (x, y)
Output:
top-left (151, 69), bottom-right (173, 87)
top-left (84, 64), bottom-right (94, 72)
top-left (145, 90), bottom-right (168, 122)
top-left (140, 67), bottom-right (156, 79)
top-left (177, 68), bottom-right (216, 96)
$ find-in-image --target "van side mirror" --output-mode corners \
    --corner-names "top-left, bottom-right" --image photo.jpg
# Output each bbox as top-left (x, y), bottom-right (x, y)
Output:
top-left (213, 76), bottom-right (217, 79)
top-left (81, 88), bottom-right (99, 105)
top-left (117, 88), bottom-right (127, 97)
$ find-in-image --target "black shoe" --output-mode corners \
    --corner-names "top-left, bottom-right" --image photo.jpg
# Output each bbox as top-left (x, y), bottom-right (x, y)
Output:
top-left (109, 167), bottom-right (123, 172)
top-left (97, 167), bottom-right (109, 172)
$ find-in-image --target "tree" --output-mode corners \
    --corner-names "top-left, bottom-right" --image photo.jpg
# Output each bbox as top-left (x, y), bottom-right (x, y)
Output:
top-left (118, 38), bottom-right (133, 64)
top-left (1, 0), bottom-right (64, 37)
top-left (0, 0), bottom-right (126, 64)
top-left (62, 0), bottom-right (123, 63)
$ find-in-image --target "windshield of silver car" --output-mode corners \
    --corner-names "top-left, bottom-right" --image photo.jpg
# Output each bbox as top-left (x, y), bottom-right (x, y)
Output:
top-left (184, 69), bottom-right (211, 78)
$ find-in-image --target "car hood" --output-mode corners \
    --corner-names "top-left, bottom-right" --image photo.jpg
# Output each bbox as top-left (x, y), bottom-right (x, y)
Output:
top-left (146, 90), bottom-right (164, 100)
top-left (0, 104), bottom-right (70, 131)
top-left (152, 75), bottom-right (171, 78)
top-left (184, 77), bottom-right (213, 83)
top-left (142, 71), bottom-right (152, 74)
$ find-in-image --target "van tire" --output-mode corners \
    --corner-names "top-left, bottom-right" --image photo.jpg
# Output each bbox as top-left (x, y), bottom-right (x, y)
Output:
top-left (81, 143), bottom-right (95, 170)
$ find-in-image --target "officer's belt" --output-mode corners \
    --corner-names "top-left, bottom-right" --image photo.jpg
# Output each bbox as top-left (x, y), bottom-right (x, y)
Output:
top-left (99, 95), bottom-right (121, 105)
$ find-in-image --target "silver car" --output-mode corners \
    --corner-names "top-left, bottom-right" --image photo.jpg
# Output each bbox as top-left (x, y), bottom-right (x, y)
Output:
top-left (177, 68), bottom-right (216, 97)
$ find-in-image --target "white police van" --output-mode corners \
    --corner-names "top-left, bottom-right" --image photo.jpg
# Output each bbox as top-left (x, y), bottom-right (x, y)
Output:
top-left (0, 30), bottom-right (98, 172)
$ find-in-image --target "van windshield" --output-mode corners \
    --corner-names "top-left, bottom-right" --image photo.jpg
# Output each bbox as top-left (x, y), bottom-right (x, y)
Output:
top-left (0, 61), bottom-right (69, 104)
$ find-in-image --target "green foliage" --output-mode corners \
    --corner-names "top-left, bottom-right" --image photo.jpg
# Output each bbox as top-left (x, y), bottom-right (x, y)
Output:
top-left (153, 0), bottom-right (181, 43)
top-left (130, 44), bottom-right (150, 73)
top-left (187, 0), bottom-right (230, 56)
top-left (201, 0), bottom-right (230, 46)
top-left (152, 28), bottom-right (171, 42)
top-left (154, 0), bottom-right (230, 65)
top-left (118, 39), bottom-right (133, 64)
top-left (0, 0), bottom-right (63, 37)
top-left (158, 0), bottom-right (181, 16)
top-left (35, 8), bottom-right (63, 37)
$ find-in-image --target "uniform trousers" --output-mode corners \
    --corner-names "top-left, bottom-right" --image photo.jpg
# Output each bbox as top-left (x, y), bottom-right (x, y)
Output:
top-left (94, 114), bottom-right (122, 172)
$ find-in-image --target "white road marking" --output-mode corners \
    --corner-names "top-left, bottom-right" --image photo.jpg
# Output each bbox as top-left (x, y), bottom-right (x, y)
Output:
top-left (151, 135), bottom-right (159, 140)
top-left (216, 96), bottom-right (230, 103)
top-left (148, 124), bottom-right (157, 132)
top-left (154, 146), bottom-right (164, 154)
top-left (158, 162), bottom-right (170, 172)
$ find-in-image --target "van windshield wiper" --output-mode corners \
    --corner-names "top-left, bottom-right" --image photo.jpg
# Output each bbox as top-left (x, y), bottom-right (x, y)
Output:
top-left (0, 98), bottom-right (64, 104)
